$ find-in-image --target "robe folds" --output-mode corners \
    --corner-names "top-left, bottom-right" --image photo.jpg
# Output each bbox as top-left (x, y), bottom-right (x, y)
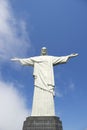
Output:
top-left (19, 55), bottom-right (69, 116)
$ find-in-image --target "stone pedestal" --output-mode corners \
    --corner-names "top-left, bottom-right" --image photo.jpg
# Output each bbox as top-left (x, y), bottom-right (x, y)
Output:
top-left (22, 116), bottom-right (63, 130)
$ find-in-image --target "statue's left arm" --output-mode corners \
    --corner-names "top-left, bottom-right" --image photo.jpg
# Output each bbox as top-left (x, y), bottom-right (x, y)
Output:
top-left (52, 53), bottom-right (78, 65)
top-left (68, 53), bottom-right (78, 58)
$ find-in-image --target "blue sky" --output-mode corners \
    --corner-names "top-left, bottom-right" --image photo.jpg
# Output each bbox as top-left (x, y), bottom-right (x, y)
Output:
top-left (0, 0), bottom-right (87, 130)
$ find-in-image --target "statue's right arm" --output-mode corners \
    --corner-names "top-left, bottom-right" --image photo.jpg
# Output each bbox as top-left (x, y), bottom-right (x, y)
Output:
top-left (11, 57), bottom-right (34, 66)
top-left (11, 57), bottom-right (20, 62)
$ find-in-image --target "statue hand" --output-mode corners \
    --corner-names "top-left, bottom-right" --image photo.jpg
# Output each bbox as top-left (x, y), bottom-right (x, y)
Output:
top-left (11, 57), bottom-right (20, 61)
top-left (71, 53), bottom-right (78, 56)
top-left (69, 53), bottom-right (78, 58)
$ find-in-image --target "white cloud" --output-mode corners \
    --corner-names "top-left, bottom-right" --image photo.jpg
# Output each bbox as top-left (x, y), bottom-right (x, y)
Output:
top-left (0, 0), bottom-right (31, 61)
top-left (55, 80), bottom-right (76, 98)
top-left (0, 80), bottom-right (30, 130)
top-left (63, 81), bottom-right (75, 96)
top-left (55, 90), bottom-right (63, 98)
top-left (68, 81), bottom-right (75, 91)
top-left (0, 1), bottom-right (32, 129)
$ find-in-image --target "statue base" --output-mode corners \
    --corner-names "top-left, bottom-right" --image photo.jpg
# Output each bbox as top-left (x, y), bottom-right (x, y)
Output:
top-left (22, 116), bottom-right (63, 130)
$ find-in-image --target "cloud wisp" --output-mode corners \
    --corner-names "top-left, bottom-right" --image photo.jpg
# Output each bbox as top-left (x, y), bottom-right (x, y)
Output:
top-left (0, 80), bottom-right (30, 130)
top-left (0, 1), bottom-right (32, 129)
top-left (0, 0), bottom-right (31, 62)
top-left (55, 80), bottom-right (75, 98)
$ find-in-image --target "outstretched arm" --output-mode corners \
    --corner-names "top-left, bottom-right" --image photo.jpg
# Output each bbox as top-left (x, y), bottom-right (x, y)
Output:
top-left (11, 57), bottom-right (21, 62)
top-left (52, 53), bottom-right (78, 65)
top-left (68, 53), bottom-right (78, 58)
top-left (11, 57), bottom-right (34, 66)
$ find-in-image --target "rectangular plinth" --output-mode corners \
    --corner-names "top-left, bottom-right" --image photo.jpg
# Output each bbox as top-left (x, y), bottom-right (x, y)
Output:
top-left (23, 116), bottom-right (63, 130)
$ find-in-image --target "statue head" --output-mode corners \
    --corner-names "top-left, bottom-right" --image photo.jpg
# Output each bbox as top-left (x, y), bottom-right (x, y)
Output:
top-left (41, 47), bottom-right (47, 55)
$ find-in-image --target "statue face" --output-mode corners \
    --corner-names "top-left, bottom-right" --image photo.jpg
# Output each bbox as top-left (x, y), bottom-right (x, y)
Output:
top-left (41, 47), bottom-right (47, 55)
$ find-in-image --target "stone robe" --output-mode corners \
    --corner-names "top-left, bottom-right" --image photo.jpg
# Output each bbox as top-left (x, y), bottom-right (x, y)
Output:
top-left (19, 55), bottom-right (69, 116)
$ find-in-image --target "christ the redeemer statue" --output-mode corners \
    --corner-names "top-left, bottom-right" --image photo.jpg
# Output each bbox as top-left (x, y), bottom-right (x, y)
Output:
top-left (11, 47), bottom-right (78, 116)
